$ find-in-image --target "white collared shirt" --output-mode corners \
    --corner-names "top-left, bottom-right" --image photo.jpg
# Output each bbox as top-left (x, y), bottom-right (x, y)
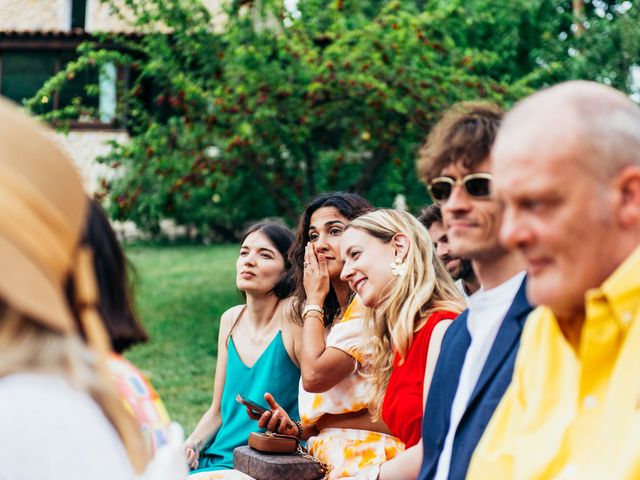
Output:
top-left (433, 271), bottom-right (526, 480)
top-left (455, 279), bottom-right (472, 304)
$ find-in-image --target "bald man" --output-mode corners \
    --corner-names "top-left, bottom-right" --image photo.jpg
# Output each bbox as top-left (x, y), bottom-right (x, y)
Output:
top-left (467, 81), bottom-right (640, 479)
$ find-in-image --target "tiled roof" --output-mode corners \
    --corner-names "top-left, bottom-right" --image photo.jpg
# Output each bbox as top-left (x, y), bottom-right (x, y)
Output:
top-left (0, 28), bottom-right (141, 37)
top-left (0, 28), bottom-right (142, 48)
top-left (0, 28), bottom-right (91, 37)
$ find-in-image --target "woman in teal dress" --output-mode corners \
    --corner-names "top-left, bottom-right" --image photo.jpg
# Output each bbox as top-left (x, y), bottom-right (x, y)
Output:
top-left (184, 223), bottom-right (302, 476)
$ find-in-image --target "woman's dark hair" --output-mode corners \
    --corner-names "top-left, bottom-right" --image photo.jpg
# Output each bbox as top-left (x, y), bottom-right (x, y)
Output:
top-left (83, 200), bottom-right (148, 353)
top-left (241, 222), bottom-right (295, 299)
top-left (289, 192), bottom-right (373, 326)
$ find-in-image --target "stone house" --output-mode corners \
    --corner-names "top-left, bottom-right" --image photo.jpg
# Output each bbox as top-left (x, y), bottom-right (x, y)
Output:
top-left (0, 0), bottom-right (222, 194)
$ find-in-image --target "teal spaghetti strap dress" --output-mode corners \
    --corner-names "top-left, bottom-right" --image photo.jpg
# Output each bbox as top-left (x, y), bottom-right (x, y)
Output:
top-left (191, 331), bottom-right (300, 472)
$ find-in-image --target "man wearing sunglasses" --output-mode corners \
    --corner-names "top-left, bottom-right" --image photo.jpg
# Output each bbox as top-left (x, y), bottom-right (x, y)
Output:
top-left (410, 101), bottom-right (531, 480)
top-left (418, 204), bottom-right (479, 299)
top-left (467, 82), bottom-right (640, 479)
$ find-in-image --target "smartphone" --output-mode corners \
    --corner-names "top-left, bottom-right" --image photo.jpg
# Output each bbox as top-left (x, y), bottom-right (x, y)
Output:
top-left (236, 394), bottom-right (268, 416)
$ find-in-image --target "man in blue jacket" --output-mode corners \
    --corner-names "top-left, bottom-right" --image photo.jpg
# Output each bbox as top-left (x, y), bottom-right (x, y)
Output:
top-left (414, 101), bottom-right (532, 480)
top-left (364, 101), bottom-right (532, 480)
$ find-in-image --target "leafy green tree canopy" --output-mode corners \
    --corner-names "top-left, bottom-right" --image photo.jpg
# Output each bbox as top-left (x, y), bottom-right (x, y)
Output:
top-left (28, 0), bottom-right (639, 239)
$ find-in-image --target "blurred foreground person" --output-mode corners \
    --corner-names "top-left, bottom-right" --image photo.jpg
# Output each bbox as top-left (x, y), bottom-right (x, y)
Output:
top-left (78, 200), bottom-right (173, 456)
top-left (0, 97), bottom-right (147, 479)
top-left (415, 101), bottom-right (531, 480)
top-left (468, 81), bottom-right (640, 479)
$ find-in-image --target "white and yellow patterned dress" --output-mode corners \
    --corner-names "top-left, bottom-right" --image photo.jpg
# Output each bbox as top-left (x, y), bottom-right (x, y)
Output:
top-left (299, 298), bottom-right (405, 479)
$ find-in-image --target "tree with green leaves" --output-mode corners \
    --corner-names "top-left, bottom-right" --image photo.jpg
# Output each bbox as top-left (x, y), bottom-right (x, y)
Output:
top-left (29, 0), bottom-right (639, 239)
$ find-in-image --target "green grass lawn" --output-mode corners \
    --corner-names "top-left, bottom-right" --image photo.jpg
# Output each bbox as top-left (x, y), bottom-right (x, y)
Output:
top-left (124, 244), bottom-right (241, 434)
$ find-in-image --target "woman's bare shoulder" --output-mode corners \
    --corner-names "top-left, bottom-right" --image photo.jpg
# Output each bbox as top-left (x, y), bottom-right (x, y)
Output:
top-left (219, 304), bottom-right (246, 336)
top-left (277, 297), bottom-right (298, 324)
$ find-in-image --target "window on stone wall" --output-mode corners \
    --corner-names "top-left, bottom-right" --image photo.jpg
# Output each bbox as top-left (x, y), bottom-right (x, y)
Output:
top-left (0, 48), bottom-right (121, 128)
top-left (71, 0), bottom-right (88, 30)
top-left (1, 51), bottom-right (56, 113)
top-left (58, 50), bottom-right (100, 115)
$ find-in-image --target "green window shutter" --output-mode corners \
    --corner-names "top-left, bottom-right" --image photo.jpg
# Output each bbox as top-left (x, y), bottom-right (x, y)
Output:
top-left (71, 0), bottom-right (87, 30)
top-left (1, 51), bottom-right (56, 112)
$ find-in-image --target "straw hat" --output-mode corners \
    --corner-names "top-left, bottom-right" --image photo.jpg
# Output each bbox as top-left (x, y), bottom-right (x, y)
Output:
top-left (0, 97), bottom-right (150, 473)
top-left (0, 96), bottom-right (87, 333)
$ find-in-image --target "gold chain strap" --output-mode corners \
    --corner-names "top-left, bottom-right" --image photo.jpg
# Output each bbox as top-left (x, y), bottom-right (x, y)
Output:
top-left (296, 444), bottom-right (332, 478)
top-left (265, 430), bottom-right (332, 477)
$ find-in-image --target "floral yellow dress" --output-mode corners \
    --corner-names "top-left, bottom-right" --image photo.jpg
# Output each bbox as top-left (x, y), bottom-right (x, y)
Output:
top-left (299, 298), bottom-right (405, 479)
top-left (108, 353), bottom-right (171, 456)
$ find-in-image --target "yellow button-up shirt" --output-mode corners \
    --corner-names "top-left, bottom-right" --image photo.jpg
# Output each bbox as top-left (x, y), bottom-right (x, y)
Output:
top-left (467, 245), bottom-right (640, 480)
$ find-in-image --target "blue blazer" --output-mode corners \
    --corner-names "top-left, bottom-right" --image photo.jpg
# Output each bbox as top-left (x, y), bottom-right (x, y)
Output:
top-left (418, 277), bottom-right (532, 480)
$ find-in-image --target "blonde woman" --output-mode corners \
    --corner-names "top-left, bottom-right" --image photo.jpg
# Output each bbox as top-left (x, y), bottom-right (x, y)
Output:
top-left (340, 209), bottom-right (464, 480)
top-left (0, 97), bottom-right (151, 480)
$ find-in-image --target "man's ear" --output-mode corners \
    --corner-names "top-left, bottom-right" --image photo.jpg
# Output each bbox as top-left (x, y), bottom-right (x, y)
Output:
top-left (613, 166), bottom-right (640, 228)
top-left (392, 233), bottom-right (411, 261)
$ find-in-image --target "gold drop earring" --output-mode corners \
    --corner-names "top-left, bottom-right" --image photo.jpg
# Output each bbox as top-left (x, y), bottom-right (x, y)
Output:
top-left (390, 257), bottom-right (406, 277)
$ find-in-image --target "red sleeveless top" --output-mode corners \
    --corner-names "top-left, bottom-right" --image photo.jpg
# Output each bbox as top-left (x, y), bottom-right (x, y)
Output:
top-left (381, 310), bottom-right (458, 447)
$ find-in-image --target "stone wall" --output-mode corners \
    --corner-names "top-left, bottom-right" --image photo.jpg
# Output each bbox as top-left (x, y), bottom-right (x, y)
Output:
top-left (52, 129), bottom-right (129, 193)
top-left (53, 129), bottom-right (192, 241)
top-left (86, 0), bottom-right (136, 32)
top-left (87, 0), bottom-right (226, 32)
top-left (0, 0), bottom-right (131, 32)
top-left (53, 128), bottom-right (155, 241)
top-left (0, 0), bottom-right (63, 31)
top-left (0, 0), bottom-right (225, 32)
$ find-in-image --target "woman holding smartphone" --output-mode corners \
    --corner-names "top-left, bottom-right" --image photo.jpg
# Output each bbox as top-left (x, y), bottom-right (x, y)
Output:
top-left (185, 222), bottom-right (301, 477)
top-left (252, 193), bottom-right (409, 478)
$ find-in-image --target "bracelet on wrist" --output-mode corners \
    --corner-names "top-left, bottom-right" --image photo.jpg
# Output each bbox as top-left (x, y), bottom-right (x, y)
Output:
top-left (293, 418), bottom-right (303, 440)
top-left (303, 310), bottom-right (324, 322)
top-left (302, 304), bottom-right (324, 318)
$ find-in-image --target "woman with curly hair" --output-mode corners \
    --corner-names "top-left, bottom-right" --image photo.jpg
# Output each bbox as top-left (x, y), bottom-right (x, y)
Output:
top-left (252, 193), bottom-right (410, 478)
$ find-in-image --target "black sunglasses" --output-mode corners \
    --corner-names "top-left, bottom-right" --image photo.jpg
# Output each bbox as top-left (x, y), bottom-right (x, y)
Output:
top-left (428, 173), bottom-right (493, 205)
